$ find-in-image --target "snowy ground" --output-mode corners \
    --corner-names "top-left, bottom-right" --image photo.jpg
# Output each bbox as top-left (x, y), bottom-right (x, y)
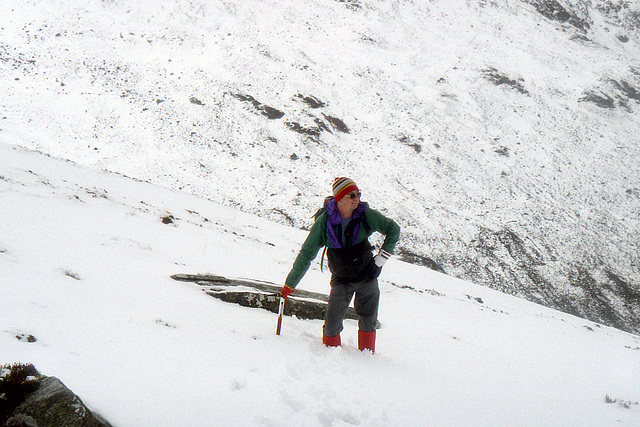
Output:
top-left (2, 0), bottom-right (640, 424)
top-left (1, 0), bottom-right (639, 320)
top-left (2, 142), bottom-right (639, 426)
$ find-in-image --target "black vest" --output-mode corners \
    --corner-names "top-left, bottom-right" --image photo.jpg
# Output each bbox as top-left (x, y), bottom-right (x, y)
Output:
top-left (326, 216), bottom-right (373, 281)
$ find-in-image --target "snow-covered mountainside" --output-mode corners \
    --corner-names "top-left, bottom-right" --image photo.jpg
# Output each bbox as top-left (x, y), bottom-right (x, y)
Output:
top-left (2, 141), bottom-right (640, 426)
top-left (1, 0), bottom-right (639, 333)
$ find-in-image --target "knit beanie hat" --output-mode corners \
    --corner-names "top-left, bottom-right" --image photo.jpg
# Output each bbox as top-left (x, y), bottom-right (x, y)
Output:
top-left (332, 177), bottom-right (359, 201)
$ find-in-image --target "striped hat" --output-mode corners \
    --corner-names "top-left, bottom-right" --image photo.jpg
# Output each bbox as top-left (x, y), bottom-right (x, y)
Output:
top-left (332, 177), bottom-right (359, 201)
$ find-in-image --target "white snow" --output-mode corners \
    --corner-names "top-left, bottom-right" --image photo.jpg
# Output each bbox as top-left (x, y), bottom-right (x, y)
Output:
top-left (2, 0), bottom-right (640, 425)
top-left (1, 141), bottom-right (639, 426)
top-left (1, 0), bottom-right (639, 288)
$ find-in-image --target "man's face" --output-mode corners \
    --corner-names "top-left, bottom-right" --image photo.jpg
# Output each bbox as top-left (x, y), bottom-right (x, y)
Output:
top-left (336, 191), bottom-right (360, 215)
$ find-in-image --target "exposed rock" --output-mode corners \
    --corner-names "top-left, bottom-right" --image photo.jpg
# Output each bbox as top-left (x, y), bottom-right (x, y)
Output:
top-left (9, 377), bottom-right (112, 427)
top-left (532, 0), bottom-right (572, 22)
top-left (1, 364), bottom-right (112, 427)
top-left (396, 249), bottom-right (446, 274)
top-left (294, 94), bottom-right (326, 109)
top-left (493, 146), bottom-right (510, 156)
top-left (14, 334), bottom-right (37, 343)
top-left (458, 226), bottom-right (640, 335)
top-left (285, 121), bottom-right (323, 140)
top-left (284, 114), bottom-right (349, 141)
top-left (595, 1), bottom-right (640, 34)
top-left (579, 77), bottom-right (640, 110)
top-left (335, 0), bottom-right (362, 11)
top-left (285, 94), bottom-right (349, 141)
top-left (524, 0), bottom-right (591, 31)
top-left (322, 114), bottom-right (350, 133)
top-left (161, 214), bottom-right (176, 224)
top-left (579, 91), bottom-right (616, 108)
top-left (171, 274), bottom-right (367, 324)
top-left (482, 67), bottom-right (529, 95)
top-left (1, 364), bottom-right (40, 426)
top-left (612, 79), bottom-right (640, 102)
top-left (5, 413), bottom-right (37, 426)
top-left (230, 93), bottom-right (285, 120)
top-left (397, 135), bottom-right (422, 153)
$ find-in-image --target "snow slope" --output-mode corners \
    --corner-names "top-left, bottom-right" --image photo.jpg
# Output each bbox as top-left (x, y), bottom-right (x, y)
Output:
top-left (1, 0), bottom-right (640, 333)
top-left (2, 142), bottom-right (639, 426)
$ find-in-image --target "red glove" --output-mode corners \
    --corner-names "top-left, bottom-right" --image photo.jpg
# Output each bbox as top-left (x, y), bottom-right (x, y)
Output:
top-left (280, 285), bottom-right (294, 299)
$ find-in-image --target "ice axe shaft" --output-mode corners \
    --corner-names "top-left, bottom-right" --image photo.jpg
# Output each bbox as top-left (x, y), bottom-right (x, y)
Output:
top-left (275, 296), bottom-right (285, 335)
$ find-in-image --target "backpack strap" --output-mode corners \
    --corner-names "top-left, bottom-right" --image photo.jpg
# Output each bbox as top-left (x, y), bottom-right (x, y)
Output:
top-left (320, 245), bottom-right (328, 273)
top-left (313, 200), bottom-right (330, 271)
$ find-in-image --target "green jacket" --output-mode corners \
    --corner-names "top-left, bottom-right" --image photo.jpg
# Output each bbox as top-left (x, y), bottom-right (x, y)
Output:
top-left (285, 201), bottom-right (400, 289)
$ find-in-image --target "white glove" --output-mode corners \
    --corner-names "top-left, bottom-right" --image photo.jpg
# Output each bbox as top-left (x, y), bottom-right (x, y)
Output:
top-left (374, 249), bottom-right (391, 268)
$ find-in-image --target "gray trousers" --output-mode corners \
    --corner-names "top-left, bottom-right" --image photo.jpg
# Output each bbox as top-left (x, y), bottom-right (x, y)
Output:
top-left (323, 276), bottom-right (380, 337)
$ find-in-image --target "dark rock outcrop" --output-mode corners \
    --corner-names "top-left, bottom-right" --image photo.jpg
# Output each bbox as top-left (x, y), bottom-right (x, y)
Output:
top-left (230, 93), bottom-right (285, 120)
top-left (2, 365), bottom-right (112, 427)
top-left (171, 274), bottom-right (367, 324)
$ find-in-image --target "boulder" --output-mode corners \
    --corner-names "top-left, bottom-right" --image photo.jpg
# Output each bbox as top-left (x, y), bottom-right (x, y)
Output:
top-left (171, 274), bottom-right (374, 325)
top-left (7, 377), bottom-right (111, 427)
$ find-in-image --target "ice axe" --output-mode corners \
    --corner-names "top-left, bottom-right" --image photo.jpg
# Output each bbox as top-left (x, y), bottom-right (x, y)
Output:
top-left (275, 295), bottom-right (285, 335)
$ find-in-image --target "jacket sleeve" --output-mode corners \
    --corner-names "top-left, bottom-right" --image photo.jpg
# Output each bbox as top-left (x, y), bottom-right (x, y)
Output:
top-left (284, 215), bottom-right (327, 289)
top-left (365, 207), bottom-right (401, 254)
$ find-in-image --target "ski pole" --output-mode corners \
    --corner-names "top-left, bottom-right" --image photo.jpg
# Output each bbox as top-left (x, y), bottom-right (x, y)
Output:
top-left (275, 296), bottom-right (285, 335)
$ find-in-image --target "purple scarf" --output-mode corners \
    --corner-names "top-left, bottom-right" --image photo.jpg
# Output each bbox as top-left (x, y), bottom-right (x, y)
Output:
top-left (324, 197), bottom-right (365, 249)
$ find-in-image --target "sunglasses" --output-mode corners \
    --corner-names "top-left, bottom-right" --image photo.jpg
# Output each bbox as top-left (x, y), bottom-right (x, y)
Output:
top-left (346, 191), bottom-right (362, 200)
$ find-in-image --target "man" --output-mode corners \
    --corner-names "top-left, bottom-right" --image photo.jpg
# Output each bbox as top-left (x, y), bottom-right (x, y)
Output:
top-left (280, 177), bottom-right (400, 353)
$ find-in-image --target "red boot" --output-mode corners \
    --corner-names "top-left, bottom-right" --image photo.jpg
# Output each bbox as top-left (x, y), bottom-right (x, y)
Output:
top-left (358, 330), bottom-right (376, 353)
top-left (322, 331), bottom-right (341, 347)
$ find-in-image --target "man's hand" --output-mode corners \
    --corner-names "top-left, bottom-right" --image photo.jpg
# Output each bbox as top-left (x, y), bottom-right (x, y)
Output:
top-left (280, 285), bottom-right (294, 299)
top-left (367, 249), bottom-right (391, 280)
top-left (374, 249), bottom-right (391, 267)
